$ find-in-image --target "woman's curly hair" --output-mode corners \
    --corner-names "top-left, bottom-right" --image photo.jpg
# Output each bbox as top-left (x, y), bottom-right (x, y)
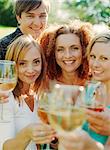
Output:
top-left (40, 20), bottom-right (93, 80)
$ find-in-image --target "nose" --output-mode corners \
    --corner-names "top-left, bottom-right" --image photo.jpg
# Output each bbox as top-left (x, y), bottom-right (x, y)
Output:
top-left (64, 50), bottom-right (71, 58)
top-left (26, 64), bottom-right (34, 73)
top-left (33, 16), bottom-right (41, 26)
top-left (93, 59), bottom-right (101, 68)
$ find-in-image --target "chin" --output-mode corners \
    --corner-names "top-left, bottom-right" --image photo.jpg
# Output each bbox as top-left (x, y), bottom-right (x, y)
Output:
top-left (26, 80), bottom-right (35, 85)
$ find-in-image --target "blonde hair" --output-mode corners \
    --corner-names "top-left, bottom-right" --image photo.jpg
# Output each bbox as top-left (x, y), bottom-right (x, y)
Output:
top-left (6, 35), bottom-right (46, 98)
top-left (6, 35), bottom-right (40, 61)
top-left (87, 32), bottom-right (110, 59)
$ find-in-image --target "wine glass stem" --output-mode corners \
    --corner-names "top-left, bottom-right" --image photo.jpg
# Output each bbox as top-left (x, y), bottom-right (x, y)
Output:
top-left (1, 103), bottom-right (4, 120)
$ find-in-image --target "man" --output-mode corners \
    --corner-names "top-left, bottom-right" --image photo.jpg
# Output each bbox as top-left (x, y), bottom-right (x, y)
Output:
top-left (0, 0), bottom-right (50, 60)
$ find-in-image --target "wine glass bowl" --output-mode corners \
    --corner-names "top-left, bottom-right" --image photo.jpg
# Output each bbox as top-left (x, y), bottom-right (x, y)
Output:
top-left (84, 80), bottom-right (106, 112)
top-left (47, 84), bottom-right (86, 133)
top-left (0, 60), bottom-right (17, 93)
top-left (38, 91), bottom-right (50, 124)
top-left (0, 60), bottom-right (17, 122)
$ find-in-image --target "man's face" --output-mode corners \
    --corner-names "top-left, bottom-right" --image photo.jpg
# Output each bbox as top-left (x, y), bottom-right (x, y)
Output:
top-left (16, 2), bottom-right (48, 39)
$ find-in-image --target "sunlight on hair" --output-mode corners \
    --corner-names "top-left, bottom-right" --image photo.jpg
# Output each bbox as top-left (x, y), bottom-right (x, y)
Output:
top-left (93, 24), bottom-right (110, 35)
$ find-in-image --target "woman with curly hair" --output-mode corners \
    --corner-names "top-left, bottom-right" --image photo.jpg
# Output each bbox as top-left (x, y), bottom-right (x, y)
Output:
top-left (39, 20), bottom-right (103, 150)
top-left (40, 20), bottom-right (93, 86)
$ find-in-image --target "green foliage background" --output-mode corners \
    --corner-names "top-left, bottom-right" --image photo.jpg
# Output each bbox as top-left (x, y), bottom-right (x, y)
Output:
top-left (0, 0), bottom-right (17, 26)
top-left (62, 0), bottom-right (110, 26)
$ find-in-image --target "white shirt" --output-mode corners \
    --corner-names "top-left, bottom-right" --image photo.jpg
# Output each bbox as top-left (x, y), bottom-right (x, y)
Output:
top-left (0, 92), bottom-right (40, 150)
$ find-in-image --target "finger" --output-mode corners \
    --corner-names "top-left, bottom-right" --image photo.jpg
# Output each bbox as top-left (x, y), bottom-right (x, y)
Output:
top-left (33, 130), bottom-right (56, 139)
top-left (89, 124), bottom-right (110, 136)
top-left (33, 134), bottom-right (55, 143)
top-left (0, 96), bottom-right (9, 103)
top-left (87, 114), bottom-right (104, 126)
top-left (33, 129), bottom-right (56, 137)
top-left (0, 100), bottom-right (8, 103)
top-left (86, 109), bottom-right (103, 119)
top-left (89, 124), bottom-right (104, 133)
top-left (35, 138), bottom-right (53, 144)
top-left (32, 123), bottom-right (55, 135)
top-left (58, 133), bottom-right (78, 143)
top-left (37, 123), bottom-right (55, 132)
top-left (62, 141), bottom-right (84, 150)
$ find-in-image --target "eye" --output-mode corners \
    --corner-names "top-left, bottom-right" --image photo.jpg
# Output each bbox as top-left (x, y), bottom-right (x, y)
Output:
top-left (34, 59), bottom-right (41, 65)
top-left (100, 56), bottom-right (108, 61)
top-left (19, 62), bottom-right (26, 66)
top-left (56, 48), bottom-right (64, 52)
top-left (71, 46), bottom-right (79, 51)
top-left (26, 14), bottom-right (34, 18)
top-left (40, 13), bottom-right (47, 18)
top-left (89, 54), bottom-right (96, 59)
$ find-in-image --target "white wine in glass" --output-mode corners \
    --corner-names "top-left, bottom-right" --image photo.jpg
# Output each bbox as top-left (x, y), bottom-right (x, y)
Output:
top-left (0, 60), bottom-right (17, 122)
top-left (48, 84), bottom-right (85, 132)
top-left (47, 84), bottom-right (85, 150)
top-left (38, 92), bottom-right (49, 124)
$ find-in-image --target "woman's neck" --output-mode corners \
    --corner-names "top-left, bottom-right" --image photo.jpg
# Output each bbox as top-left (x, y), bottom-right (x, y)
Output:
top-left (103, 80), bottom-right (110, 105)
top-left (57, 72), bottom-right (85, 85)
top-left (21, 83), bottom-right (34, 95)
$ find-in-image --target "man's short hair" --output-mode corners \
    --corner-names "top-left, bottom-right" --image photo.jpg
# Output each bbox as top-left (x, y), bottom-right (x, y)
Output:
top-left (14, 0), bottom-right (50, 17)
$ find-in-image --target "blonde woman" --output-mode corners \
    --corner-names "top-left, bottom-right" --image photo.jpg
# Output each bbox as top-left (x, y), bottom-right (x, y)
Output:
top-left (1, 35), bottom-right (55, 150)
top-left (85, 32), bottom-right (110, 150)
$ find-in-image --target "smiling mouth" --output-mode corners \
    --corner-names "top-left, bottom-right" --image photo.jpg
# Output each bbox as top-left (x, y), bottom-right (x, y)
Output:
top-left (26, 74), bottom-right (36, 78)
top-left (30, 27), bottom-right (42, 31)
top-left (93, 70), bottom-right (103, 75)
top-left (63, 60), bottom-right (75, 64)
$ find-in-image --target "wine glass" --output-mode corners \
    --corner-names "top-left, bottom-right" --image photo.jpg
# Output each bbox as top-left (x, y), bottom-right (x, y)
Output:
top-left (84, 80), bottom-right (107, 112)
top-left (0, 60), bottom-right (17, 122)
top-left (47, 84), bottom-right (85, 150)
top-left (38, 91), bottom-right (50, 124)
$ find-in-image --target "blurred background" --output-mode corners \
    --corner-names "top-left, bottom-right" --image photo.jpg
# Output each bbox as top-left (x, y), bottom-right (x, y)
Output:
top-left (0, 0), bottom-right (110, 38)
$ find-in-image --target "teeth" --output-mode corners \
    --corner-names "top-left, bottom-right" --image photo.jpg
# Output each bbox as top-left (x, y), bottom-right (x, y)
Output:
top-left (94, 70), bottom-right (103, 74)
top-left (63, 60), bottom-right (75, 64)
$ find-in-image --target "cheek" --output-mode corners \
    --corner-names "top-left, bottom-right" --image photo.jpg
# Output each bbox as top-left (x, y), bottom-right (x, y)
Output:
top-left (23, 18), bottom-right (32, 25)
top-left (72, 50), bottom-right (82, 57)
top-left (17, 67), bottom-right (25, 77)
top-left (55, 55), bottom-right (62, 66)
top-left (103, 63), bottom-right (110, 76)
top-left (89, 60), bottom-right (93, 68)
top-left (55, 52), bottom-right (62, 61)
top-left (76, 52), bottom-right (82, 62)
top-left (18, 70), bottom-right (24, 79)
top-left (35, 65), bottom-right (42, 74)
top-left (42, 19), bottom-right (47, 24)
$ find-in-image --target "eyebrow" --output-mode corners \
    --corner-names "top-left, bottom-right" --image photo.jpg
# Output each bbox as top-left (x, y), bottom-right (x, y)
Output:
top-left (18, 58), bottom-right (41, 62)
top-left (33, 58), bottom-right (41, 61)
top-left (57, 45), bottom-right (79, 48)
top-left (26, 12), bottom-right (47, 15)
top-left (56, 46), bottom-right (64, 48)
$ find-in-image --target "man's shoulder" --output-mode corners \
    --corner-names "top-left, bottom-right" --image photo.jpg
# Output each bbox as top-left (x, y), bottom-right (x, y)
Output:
top-left (0, 28), bottom-right (23, 48)
top-left (0, 27), bottom-right (23, 59)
